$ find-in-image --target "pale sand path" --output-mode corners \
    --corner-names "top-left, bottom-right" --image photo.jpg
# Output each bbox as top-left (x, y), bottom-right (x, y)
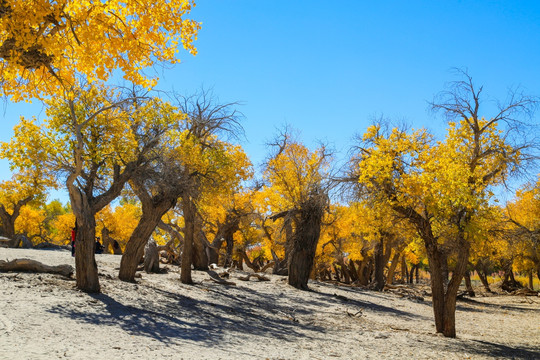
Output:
top-left (1, 248), bottom-right (539, 359)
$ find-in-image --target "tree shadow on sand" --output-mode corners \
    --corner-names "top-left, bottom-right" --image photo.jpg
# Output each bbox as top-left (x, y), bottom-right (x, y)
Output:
top-left (456, 296), bottom-right (540, 314)
top-left (438, 339), bottom-right (540, 360)
top-left (46, 285), bottom-right (326, 348)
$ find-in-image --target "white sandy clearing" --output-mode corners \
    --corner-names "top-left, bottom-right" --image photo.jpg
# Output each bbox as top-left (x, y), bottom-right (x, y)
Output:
top-left (0, 248), bottom-right (539, 360)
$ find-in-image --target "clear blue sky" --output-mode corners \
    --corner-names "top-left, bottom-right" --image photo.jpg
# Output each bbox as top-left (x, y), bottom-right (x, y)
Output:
top-left (2, 0), bottom-right (540, 201)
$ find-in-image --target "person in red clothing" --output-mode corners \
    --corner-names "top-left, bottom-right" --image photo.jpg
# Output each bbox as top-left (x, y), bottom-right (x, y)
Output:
top-left (71, 222), bottom-right (77, 257)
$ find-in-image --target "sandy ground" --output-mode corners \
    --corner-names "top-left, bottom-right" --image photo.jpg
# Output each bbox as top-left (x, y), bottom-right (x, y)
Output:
top-left (0, 248), bottom-right (539, 360)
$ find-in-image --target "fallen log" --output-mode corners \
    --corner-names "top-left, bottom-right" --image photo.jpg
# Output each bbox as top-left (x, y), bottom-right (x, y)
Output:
top-left (0, 259), bottom-right (73, 277)
top-left (206, 270), bottom-right (236, 285)
top-left (511, 288), bottom-right (539, 296)
top-left (238, 273), bottom-right (270, 282)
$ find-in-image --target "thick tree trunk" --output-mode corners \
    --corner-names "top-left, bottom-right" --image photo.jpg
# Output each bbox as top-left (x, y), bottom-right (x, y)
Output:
top-left (427, 236), bottom-right (470, 338)
top-left (181, 194), bottom-right (195, 284)
top-left (119, 209), bottom-right (166, 282)
top-left (74, 209), bottom-right (100, 293)
top-left (288, 196), bottom-right (323, 290)
top-left (373, 239), bottom-right (385, 290)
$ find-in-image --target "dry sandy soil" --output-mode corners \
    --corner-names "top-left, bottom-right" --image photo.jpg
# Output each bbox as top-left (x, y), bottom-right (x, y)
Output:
top-left (0, 248), bottom-right (539, 359)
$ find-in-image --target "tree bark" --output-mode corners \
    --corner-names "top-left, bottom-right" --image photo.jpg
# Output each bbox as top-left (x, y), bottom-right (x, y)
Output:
top-left (119, 212), bottom-right (162, 281)
top-left (427, 233), bottom-right (470, 338)
top-left (288, 195), bottom-right (324, 290)
top-left (74, 204), bottom-right (100, 293)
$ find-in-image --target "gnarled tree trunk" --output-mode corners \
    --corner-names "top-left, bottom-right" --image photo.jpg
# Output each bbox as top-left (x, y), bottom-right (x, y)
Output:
top-left (73, 200), bottom-right (100, 293)
top-left (288, 194), bottom-right (324, 290)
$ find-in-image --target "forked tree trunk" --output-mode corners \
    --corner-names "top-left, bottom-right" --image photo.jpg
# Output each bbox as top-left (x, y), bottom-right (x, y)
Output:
top-left (119, 197), bottom-right (174, 282)
top-left (288, 195), bottom-right (324, 290)
top-left (426, 234), bottom-right (470, 338)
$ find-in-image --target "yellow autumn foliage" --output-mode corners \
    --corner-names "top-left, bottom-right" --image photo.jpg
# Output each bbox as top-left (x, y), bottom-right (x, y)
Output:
top-left (0, 0), bottom-right (200, 100)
